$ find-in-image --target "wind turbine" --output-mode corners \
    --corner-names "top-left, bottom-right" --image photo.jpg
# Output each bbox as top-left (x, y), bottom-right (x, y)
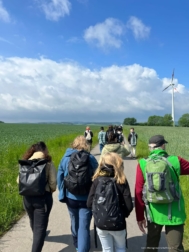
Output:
top-left (162, 69), bottom-right (175, 126)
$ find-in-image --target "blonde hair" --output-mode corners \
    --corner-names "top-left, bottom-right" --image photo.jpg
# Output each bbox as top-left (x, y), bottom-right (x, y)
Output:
top-left (93, 152), bottom-right (126, 184)
top-left (72, 135), bottom-right (90, 151)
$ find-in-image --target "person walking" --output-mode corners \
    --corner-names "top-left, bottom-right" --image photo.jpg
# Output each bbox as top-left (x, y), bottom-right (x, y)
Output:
top-left (105, 125), bottom-right (114, 143)
top-left (128, 128), bottom-right (138, 158)
top-left (18, 141), bottom-right (57, 252)
top-left (101, 131), bottom-right (130, 159)
top-left (98, 126), bottom-right (106, 153)
top-left (87, 152), bottom-right (133, 252)
top-left (84, 126), bottom-right (93, 151)
top-left (117, 126), bottom-right (125, 145)
top-left (57, 136), bottom-right (98, 252)
top-left (135, 135), bottom-right (189, 252)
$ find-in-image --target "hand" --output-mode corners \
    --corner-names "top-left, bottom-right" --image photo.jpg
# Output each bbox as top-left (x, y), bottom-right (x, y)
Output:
top-left (137, 219), bottom-right (147, 233)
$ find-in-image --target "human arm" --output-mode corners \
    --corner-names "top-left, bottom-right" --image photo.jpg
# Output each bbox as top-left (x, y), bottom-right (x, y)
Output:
top-left (135, 164), bottom-right (145, 222)
top-left (137, 219), bottom-right (147, 233)
top-left (90, 131), bottom-right (93, 138)
top-left (57, 156), bottom-right (68, 202)
top-left (179, 156), bottom-right (189, 175)
top-left (118, 181), bottom-right (133, 217)
top-left (87, 179), bottom-right (97, 208)
top-left (135, 164), bottom-right (147, 233)
top-left (89, 155), bottom-right (98, 174)
top-left (127, 133), bottom-right (131, 143)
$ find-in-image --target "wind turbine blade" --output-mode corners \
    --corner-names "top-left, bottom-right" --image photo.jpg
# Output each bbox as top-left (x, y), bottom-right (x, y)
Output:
top-left (162, 84), bottom-right (171, 91)
top-left (172, 68), bottom-right (175, 82)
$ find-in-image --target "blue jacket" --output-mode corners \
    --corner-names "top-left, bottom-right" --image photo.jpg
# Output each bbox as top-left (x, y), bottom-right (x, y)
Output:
top-left (57, 148), bottom-right (98, 202)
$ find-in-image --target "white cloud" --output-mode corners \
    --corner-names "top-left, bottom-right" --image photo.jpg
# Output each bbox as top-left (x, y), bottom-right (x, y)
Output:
top-left (0, 56), bottom-right (187, 122)
top-left (127, 16), bottom-right (150, 40)
top-left (0, 37), bottom-right (13, 45)
top-left (67, 37), bottom-right (80, 43)
top-left (39, 0), bottom-right (71, 21)
top-left (84, 18), bottom-right (124, 49)
top-left (0, 0), bottom-right (11, 23)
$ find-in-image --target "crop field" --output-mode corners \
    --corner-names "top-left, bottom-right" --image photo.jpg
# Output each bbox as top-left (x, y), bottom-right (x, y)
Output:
top-left (124, 126), bottom-right (189, 249)
top-left (0, 123), bottom-right (100, 236)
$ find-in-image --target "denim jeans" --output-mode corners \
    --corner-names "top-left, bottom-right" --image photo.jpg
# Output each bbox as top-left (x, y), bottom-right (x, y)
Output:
top-left (66, 200), bottom-right (92, 252)
top-left (97, 228), bottom-right (126, 252)
top-left (99, 144), bottom-right (104, 153)
top-left (23, 191), bottom-right (53, 252)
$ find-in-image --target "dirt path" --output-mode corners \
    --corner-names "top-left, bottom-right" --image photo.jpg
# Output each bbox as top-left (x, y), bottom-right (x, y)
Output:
top-left (0, 144), bottom-right (167, 252)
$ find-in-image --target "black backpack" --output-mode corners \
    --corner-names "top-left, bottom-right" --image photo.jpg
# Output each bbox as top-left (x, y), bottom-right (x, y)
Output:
top-left (117, 133), bottom-right (124, 143)
top-left (18, 159), bottom-right (48, 196)
top-left (92, 177), bottom-right (124, 230)
top-left (64, 150), bottom-right (92, 195)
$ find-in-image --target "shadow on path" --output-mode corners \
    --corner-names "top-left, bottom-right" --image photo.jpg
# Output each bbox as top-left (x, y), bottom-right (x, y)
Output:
top-left (127, 232), bottom-right (168, 252)
top-left (45, 229), bottom-right (102, 252)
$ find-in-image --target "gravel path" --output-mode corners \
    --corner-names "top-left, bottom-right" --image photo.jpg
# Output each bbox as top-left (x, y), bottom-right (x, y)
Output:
top-left (0, 144), bottom-right (167, 252)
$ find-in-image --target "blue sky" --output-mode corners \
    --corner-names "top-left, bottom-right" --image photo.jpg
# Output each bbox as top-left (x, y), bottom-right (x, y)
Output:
top-left (0, 0), bottom-right (189, 123)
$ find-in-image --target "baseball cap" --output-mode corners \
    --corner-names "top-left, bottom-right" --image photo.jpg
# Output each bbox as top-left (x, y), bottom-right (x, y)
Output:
top-left (149, 135), bottom-right (168, 147)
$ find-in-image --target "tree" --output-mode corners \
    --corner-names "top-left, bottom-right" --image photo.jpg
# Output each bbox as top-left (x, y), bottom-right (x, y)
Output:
top-left (148, 115), bottom-right (164, 126)
top-left (163, 114), bottom-right (173, 126)
top-left (123, 117), bottom-right (137, 125)
top-left (178, 113), bottom-right (189, 127)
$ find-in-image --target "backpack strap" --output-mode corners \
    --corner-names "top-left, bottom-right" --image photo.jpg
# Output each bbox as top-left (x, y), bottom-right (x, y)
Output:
top-left (94, 223), bottom-right (97, 248)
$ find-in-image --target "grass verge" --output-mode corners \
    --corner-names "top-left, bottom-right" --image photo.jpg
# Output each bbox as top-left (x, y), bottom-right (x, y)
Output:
top-left (0, 129), bottom-right (99, 236)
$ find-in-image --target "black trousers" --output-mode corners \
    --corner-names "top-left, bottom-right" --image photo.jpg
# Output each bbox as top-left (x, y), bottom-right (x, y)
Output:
top-left (23, 191), bottom-right (53, 252)
top-left (145, 221), bottom-right (184, 252)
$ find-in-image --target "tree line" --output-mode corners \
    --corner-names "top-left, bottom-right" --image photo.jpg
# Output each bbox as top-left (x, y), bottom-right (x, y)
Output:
top-left (123, 113), bottom-right (189, 127)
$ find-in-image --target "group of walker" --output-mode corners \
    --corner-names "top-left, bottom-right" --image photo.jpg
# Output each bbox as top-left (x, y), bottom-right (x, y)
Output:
top-left (96, 125), bottom-right (138, 159)
top-left (17, 127), bottom-right (189, 252)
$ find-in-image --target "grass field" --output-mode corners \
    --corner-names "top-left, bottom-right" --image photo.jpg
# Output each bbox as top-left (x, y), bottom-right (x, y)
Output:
top-left (1, 123), bottom-right (189, 250)
top-left (0, 123), bottom-right (100, 236)
top-left (123, 126), bottom-right (189, 250)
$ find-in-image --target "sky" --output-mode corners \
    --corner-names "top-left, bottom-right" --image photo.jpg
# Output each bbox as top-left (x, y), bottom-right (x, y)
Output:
top-left (0, 0), bottom-right (189, 123)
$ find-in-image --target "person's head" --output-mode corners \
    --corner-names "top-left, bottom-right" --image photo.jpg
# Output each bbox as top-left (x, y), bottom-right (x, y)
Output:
top-left (117, 126), bottom-right (122, 132)
top-left (148, 135), bottom-right (168, 151)
top-left (108, 125), bottom-right (113, 131)
top-left (72, 135), bottom-right (89, 151)
top-left (100, 126), bottom-right (104, 131)
top-left (130, 128), bottom-right (134, 133)
top-left (86, 126), bottom-right (90, 131)
top-left (22, 141), bottom-right (51, 161)
top-left (107, 131), bottom-right (117, 143)
top-left (93, 152), bottom-right (126, 184)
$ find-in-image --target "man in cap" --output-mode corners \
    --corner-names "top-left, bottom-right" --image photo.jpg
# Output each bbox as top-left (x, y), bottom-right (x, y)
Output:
top-left (135, 135), bottom-right (189, 252)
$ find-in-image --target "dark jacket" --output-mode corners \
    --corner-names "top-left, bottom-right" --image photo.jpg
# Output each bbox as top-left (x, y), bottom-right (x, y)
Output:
top-left (87, 166), bottom-right (133, 231)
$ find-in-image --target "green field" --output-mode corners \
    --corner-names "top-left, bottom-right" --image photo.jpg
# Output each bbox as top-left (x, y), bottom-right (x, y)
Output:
top-left (0, 123), bottom-right (100, 236)
top-left (124, 126), bottom-right (189, 249)
top-left (1, 124), bottom-right (189, 250)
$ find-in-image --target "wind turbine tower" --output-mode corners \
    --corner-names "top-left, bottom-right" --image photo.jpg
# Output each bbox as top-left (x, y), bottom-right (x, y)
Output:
top-left (162, 69), bottom-right (175, 127)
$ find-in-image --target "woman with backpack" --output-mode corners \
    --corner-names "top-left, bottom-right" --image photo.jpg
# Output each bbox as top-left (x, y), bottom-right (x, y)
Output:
top-left (57, 135), bottom-right (98, 252)
top-left (87, 152), bottom-right (133, 252)
top-left (17, 141), bottom-right (57, 252)
top-left (101, 131), bottom-right (130, 159)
